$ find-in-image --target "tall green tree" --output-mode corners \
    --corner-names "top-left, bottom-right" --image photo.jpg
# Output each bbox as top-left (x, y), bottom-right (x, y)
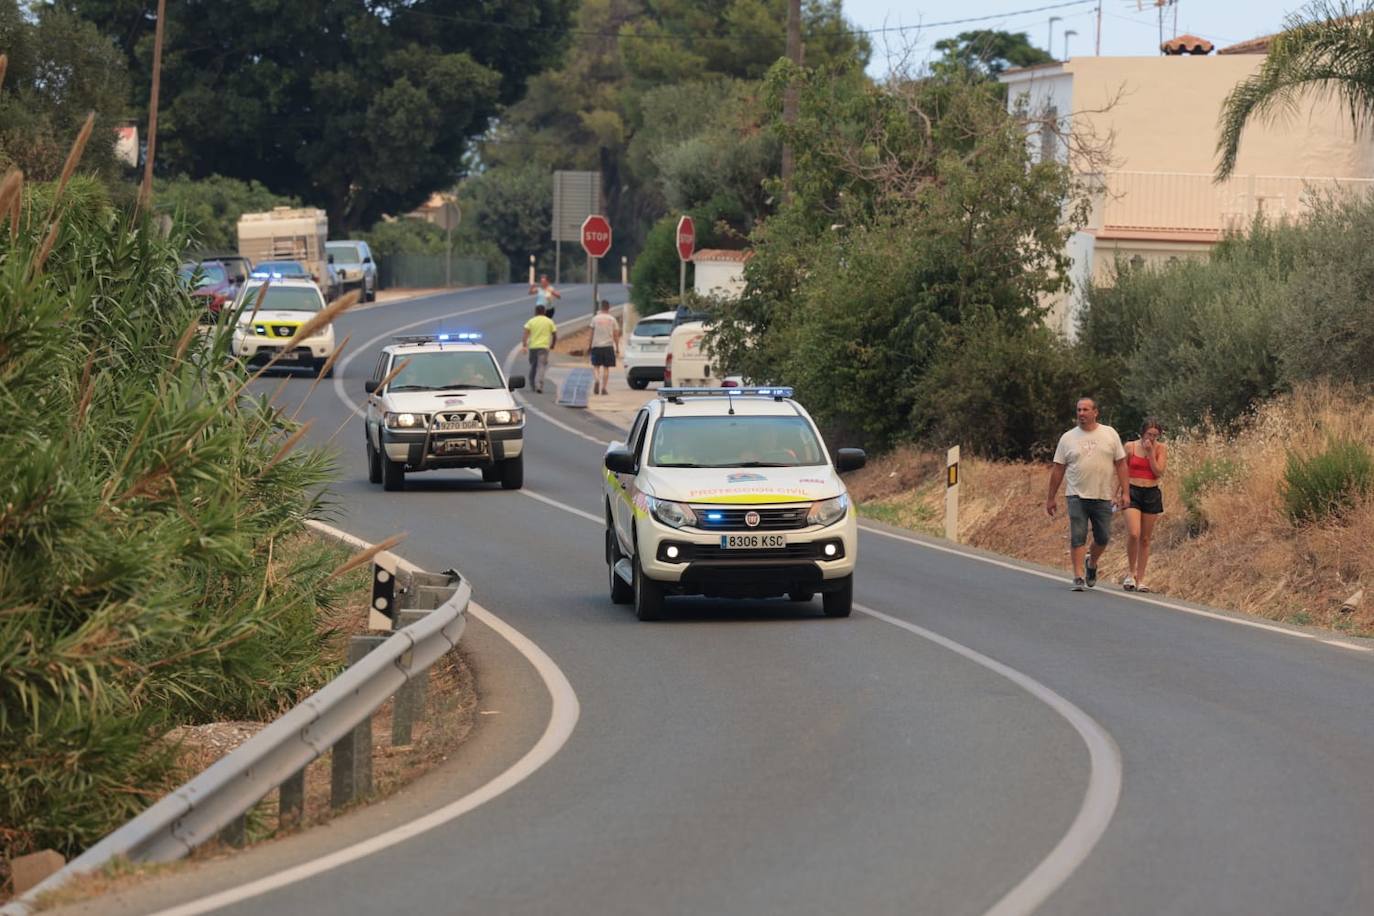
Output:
top-left (70, 0), bottom-right (576, 230)
top-left (1216, 1), bottom-right (1374, 178)
top-left (932, 29), bottom-right (1054, 78)
top-left (0, 1), bottom-right (131, 182)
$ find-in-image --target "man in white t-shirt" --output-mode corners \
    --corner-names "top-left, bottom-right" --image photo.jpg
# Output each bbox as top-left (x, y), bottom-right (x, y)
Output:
top-left (1045, 397), bottom-right (1130, 591)
top-left (588, 299), bottom-right (621, 395)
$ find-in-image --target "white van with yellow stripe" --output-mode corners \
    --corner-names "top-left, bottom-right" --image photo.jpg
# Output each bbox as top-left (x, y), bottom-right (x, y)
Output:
top-left (603, 387), bottom-right (866, 621)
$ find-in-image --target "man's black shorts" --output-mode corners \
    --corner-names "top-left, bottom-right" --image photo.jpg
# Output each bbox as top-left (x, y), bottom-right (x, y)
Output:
top-left (590, 346), bottom-right (616, 367)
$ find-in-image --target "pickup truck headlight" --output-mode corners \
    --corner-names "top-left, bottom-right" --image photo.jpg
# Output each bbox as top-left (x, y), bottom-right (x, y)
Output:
top-left (486, 409), bottom-right (524, 426)
top-left (648, 496), bottom-right (697, 530)
top-left (806, 494), bottom-right (849, 528)
top-left (384, 412), bottom-right (426, 430)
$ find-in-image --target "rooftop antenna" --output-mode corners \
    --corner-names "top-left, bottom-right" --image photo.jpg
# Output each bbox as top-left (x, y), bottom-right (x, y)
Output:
top-left (1048, 16), bottom-right (1062, 57)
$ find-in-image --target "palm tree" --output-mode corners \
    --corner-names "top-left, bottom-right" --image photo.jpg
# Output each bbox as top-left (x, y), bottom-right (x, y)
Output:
top-left (1216, 1), bottom-right (1374, 179)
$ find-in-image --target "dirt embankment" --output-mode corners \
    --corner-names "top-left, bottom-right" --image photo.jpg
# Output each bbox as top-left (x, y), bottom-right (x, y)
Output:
top-left (849, 384), bottom-right (1374, 636)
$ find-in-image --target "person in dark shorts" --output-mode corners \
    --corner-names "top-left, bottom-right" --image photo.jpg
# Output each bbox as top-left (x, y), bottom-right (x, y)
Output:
top-left (1046, 397), bottom-right (1130, 591)
top-left (588, 299), bottom-right (621, 395)
top-left (1121, 418), bottom-right (1168, 592)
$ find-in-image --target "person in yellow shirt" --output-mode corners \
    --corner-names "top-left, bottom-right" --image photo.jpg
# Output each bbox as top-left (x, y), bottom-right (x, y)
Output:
top-left (521, 304), bottom-right (558, 394)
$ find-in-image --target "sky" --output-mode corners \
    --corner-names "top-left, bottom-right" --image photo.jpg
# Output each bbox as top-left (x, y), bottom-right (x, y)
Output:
top-left (842, 0), bottom-right (1305, 75)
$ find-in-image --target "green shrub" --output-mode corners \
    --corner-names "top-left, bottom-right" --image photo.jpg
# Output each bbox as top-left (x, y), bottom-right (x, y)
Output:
top-left (1179, 457), bottom-right (1243, 533)
top-left (1, 176), bottom-right (344, 862)
top-left (1282, 438), bottom-right (1374, 524)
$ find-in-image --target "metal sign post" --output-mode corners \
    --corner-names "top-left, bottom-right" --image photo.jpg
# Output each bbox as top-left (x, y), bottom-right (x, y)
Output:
top-left (436, 200), bottom-right (461, 289)
top-left (945, 445), bottom-right (961, 543)
top-left (581, 214), bottom-right (612, 314)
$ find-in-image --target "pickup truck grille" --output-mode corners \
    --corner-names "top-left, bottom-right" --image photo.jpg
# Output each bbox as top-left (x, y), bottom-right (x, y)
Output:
top-left (692, 506), bottom-right (809, 531)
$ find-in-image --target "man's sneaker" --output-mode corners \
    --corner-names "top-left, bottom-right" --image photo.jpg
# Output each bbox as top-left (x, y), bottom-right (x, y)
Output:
top-left (1071, 577), bottom-right (1086, 592)
top-left (1085, 559), bottom-right (1098, 588)
top-left (1122, 575), bottom-right (1137, 591)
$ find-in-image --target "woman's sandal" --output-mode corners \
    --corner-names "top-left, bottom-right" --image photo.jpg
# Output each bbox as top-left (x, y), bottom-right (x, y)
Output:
top-left (1136, 584), bottom-right (1151, 593)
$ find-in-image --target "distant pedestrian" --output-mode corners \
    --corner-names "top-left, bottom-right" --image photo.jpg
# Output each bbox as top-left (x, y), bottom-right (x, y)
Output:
top-left (1121, 418), bottom-right (1168, 592)
top-left (530, 274), bottom-right (561, 310)
top-left (1045, 397), bottom-right (1130, 591)
top-left (521, 304), bottom-right (557, 394)
top-left (589, 299), bottom-right (621, 396)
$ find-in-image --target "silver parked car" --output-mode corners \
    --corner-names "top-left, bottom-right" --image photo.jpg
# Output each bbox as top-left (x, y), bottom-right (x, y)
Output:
top-left (326, 240), bottom-right (378, 302)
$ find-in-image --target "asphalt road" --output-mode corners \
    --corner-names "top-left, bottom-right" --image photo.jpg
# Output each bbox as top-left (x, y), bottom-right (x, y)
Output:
top-left (76, 285), bottom-right (1374, 916)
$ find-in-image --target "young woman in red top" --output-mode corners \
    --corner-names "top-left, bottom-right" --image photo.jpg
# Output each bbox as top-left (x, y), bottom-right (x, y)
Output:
top-left (1123, 418), bottom-right (1167, 592)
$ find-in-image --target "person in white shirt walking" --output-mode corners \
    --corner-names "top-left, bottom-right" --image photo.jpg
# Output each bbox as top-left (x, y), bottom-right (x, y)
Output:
top-left (588, 299), bottom-right (621, 396)
top-left (1045, 397), bottom-right (1130, 591)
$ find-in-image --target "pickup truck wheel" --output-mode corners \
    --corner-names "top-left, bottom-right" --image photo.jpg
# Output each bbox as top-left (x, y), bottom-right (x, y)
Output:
top-left (607, 527), bottom-right (633, 605)
top-left (789, 590), bottom-right (815, 603)
top-left (382, 453), bottom-right (406, 491)
top-left (314, 358), bottom-right (333, 379)
top-left (500, 454), bottom-right (524, 490)
top-left (364, 281), bottom-right (376, 303)
top-left (366, 436), bottom-right (382, 484)
top-left (633, 554), bottom-right (665, 621)
top-left (822, 576), bottom-right (853, 618)
top-left (629, 377), bottom-right (649, 390)
top-left (481, 465), bottom-right (501, 483)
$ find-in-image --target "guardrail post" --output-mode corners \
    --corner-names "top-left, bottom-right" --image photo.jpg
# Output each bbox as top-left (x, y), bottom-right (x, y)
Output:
top-left (391, 609), bottom-right (432, 747)
top-left (219, 814), bottom-right (246, 848)
top-left (278, 768), bottom-right (305, 829)
top-left (331, 635), bottom-right (387, 809)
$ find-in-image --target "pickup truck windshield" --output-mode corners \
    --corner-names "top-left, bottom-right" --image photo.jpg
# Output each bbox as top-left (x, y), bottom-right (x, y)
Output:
top-left (327, 243), bottom-right (365, 262)
top-left (649, 416), bottom-right (826, 468)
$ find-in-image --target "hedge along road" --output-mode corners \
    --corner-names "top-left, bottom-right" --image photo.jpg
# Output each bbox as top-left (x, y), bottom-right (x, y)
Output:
top-left (80, 284), bottom-right (1374, 916)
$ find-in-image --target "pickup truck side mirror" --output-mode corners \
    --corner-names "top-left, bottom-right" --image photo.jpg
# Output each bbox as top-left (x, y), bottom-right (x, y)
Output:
top-left (364, 379), bottom-right (379, 394)
top-left (507, 375), bottom-right (526, 391)
top-left (835, 448), bottom-right (866, 473)
top-left (604, 448), bottom-right (636, 475)
top-left (363, 256), bottom-right (373, 264)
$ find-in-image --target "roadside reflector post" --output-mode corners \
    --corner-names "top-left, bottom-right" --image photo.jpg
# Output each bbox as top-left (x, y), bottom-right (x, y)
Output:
top-left (528, 254), bottom-right (535, 286)
top-left (945, 445), bottom-right (960, 543)
top-left (370, 553), bottom-right (398, 631)
top-left (621, 255), bottom-right (628, 286)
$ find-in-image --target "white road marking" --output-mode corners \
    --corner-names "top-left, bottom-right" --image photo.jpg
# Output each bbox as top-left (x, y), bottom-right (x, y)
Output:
top-left (141, 602), bottom-right (578, 916)
top-left (859, 524), bottom-right (1373, 653)
top-left (495, 484), bottom-right (1123, 916)
top-left (853, 603), bottom-right (1121, 916)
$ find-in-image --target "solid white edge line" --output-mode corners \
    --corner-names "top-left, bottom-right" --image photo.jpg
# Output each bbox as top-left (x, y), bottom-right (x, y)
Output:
top-left (143, 604), bottom-right (579, 916)
top-left (492, 483), bottom-right (1122, 916)
top-left (853, 603), bottom-right (1122, 916)
top-left (858, 523), bottom-right (1373, 652)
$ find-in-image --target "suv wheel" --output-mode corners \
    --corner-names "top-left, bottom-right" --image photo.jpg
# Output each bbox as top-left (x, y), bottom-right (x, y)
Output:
top-left (633, 553), bottom-right (664, 621)
top-left (382, 453), bottom-right (406, 491)
top-left (366, 436), bottom-right (382, 484)
top-left (822, 576), bottom-right (853, 618)
top-left (607, 524), bottom-right (633, 605)
top-left (500, 454), bottom-right (524, 490)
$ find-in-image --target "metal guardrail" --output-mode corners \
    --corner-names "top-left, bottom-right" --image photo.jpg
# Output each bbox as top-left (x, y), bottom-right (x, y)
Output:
top-left (2, 550), bottom-right (468, 915)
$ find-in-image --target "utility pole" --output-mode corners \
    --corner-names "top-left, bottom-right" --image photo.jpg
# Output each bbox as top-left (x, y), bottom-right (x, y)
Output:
top-left (780, 0), bottom-right (802, 200)
top-left (139, 0), bottom-right (168, 213)
top-left (1095, 0), bottom-right (1103, 54)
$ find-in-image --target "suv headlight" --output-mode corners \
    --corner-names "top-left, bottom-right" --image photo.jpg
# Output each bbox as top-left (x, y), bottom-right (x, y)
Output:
top-left (648, 497), bottom-right (697, 530)
top-left (486, 408), bottom-right (524, 426)
top-left (384, 412), bottom-right (427, 430)
top-left (806, 494), bottom-right (849, 527)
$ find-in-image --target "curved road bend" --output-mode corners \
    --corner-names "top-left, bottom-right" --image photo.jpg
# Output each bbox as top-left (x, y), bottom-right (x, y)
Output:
top-left (72, 285), bottom-right (1374, 916)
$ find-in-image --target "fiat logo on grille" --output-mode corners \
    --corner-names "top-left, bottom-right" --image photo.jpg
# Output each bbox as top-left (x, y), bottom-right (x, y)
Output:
top-left (744, 511), bottom-right (761, 528)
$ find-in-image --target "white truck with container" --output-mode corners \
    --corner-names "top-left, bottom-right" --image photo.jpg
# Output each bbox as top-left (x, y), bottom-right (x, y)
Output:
top-left (236, 207), bottom-right (333, 298)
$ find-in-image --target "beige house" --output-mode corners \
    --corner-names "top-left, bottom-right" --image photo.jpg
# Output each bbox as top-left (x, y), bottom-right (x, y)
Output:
top-left (1001, 37), bottom-right (1374, 337)
top-left (692, 248), bottom-right (751, 299)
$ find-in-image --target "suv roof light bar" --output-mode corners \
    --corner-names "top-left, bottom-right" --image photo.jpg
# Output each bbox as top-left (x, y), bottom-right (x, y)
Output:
top-left (659, 386), bottom-right (793, 402)
top-left (392, 332), bottom-right (484, 345)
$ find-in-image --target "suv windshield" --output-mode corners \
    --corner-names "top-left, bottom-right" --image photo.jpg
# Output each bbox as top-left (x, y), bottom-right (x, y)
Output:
top-left (327, 243), bottom-right (365, 262)
top-left (241, 285), bottom-right (323, 312)
top-left (649, 416), bottom-right (826, 468)
top-left (387, 351), bottom-right (503, 391)
top-left (632, 319), bottom-right (673, 338)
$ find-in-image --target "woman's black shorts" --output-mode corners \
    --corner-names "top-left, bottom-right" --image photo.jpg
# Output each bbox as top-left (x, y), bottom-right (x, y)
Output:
top-left (1129, 484), bottom-right (1164, 515)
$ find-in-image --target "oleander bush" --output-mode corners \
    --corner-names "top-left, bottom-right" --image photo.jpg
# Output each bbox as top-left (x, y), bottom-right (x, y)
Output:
top-left (0, 167), bottom-right (347, 870)
top-left (1281, 438), bottom-right (1374, 524)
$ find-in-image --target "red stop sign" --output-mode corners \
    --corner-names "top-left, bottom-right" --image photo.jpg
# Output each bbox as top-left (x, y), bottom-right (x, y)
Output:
top-left (581, 214), bottom-right (612, 259)
top-left (676, 215), bottom-right (695, 262)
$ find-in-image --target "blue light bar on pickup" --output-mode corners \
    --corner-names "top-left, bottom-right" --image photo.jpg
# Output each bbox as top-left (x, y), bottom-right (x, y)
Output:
top-left (393, 332), bottom-right (484, 345)
top-left (659, 386), bottom-right (793, 400)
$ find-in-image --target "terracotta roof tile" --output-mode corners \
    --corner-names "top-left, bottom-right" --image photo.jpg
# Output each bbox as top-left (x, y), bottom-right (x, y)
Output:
top-left (1217, 34), bottom-right (1273, 54)
top-left (692, 248), bottom-right (752, 263)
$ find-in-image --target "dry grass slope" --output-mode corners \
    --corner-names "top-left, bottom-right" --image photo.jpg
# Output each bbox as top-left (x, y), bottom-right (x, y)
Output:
top-left (850, 383), bottom-right (1374, 636)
